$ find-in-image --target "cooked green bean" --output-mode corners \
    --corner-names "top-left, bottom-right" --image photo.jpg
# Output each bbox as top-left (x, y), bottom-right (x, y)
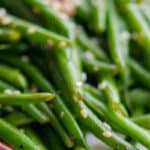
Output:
top-left (0, 64), bottom-right (27, 90)
top-left (0, 93), bottom-right (54, 105)
top-left (0, 119), bottom-right (39, 150)
top-left (0, 12), bottom-right (71, 46)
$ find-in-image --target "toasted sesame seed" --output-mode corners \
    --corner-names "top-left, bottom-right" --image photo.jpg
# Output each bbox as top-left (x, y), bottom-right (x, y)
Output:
top-left (80, 109), bottom-right (88, 118)
top-left (102, 131), bottom-right (112, 138)
top-left (47, 40), bottom-right (54, 48)
top-left (32, 7), bottom-right (40, 15)
top-left (58, 41), bottom-right (67, 48)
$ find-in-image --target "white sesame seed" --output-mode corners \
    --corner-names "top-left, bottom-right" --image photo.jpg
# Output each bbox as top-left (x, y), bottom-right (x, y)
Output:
top-left (76, 81), bottom-right (83, 88)
top-left (102, 131), bottom-right (112, 138)
top-left (51, 1), bottom-right (61, 11)
top-left (28, 27), bottom-right (36, 34)
top-left (13, 90), bottom-right (21, 95)
top-left (58, 41), bottom-right (67, 48)
top-left (4, 89), bottom-right (14, 95)
top-left (82, 72), bottom-right (87, 81)
top-left (42, 0), bottom-right (50, 5)
top-left (120, 31), bottom-right (131, 40)
top-left (80, 109), bottom-right (88, 118)
top-left (1, 17), bottom-right (12, 25)
top-left (98, 81), bottom-right (107, 90)
top-left (84, 52), bottom-right (94, 60)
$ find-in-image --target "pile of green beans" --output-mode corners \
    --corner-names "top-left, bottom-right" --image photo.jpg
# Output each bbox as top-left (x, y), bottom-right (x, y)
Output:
top-left (0, 0), bottom-right (149, 149)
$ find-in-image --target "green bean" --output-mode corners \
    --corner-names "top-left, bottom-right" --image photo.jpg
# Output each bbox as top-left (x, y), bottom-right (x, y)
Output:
top-left (132, 114), bottom-right (150, 129)
top-left (22, 0), bottom-right (73, 38)
top-left (0, 93), bottom-right (54, 105)
top-left (75, 26), bottom-right (108, 61)
top-left (22, 127), bottom-right (48, 150)
top-left (0, 119), bottom-right (39, 150)
top-left (38, 125), bottom-right (66, 150)
top-left (0, 79), bottom-right (49, 123)
top-left (52, 47), bottom-right (84, 102)
top-left (0, 28), bottom-right (21, 43)
top-left (0, 0), bottom-right (38, 22)
top-left (4, 111), bottom-right (34, 126)
top-left (0, 42), bottom-right (28, 54)
top-left (82, 55), bottom-right (117, 75)
top-left (89, 0), bottom-right (107, 33)
top-left (0, 80), bottom-right (15, 92)
top-left (73, 101), bottom-right (134, 150)
top-left (74, 0), bottom-right (91, 21)
top-left (0, 64), bottom-right (27, 90)
top-left (74, 146), bottom-right (87, 150)
top-left (0, 12), bottom-right (71, 47)
top-left (129, 58), bottom-right (150, 89)
top-left (108, 0), bottom-right (129, 73)
top-left (22, 104), bottom-right (49, 124)
top-left (139, 2), bottom-right (150, 25)
top-left (124, 3), bottom-right (150, 68)
top-left (126, 88), bottom-right (150, 111)
top-left (45, 57), bottom-right (134, 150)
top-left (37, 103), bottom-right (74, 148)
top-left (99, 74), bottom-right (127, 116)
top-left (84, 90), bottom-right (150, 149)
top-left (0, 55), bottom-right (86, 148)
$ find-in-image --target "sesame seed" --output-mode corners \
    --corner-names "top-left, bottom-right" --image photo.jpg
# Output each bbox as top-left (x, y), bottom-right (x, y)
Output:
top-left (32, 7), bottom-right (40, 15)
top-left (4, 89), bottom-right (14, 95)
top-left (80, 109), bottom-right (88, 118)
top-left (1, 17), bottom-right (12, 25)
top-left (51, 1), bottom-right (61, 11)
top-left (76, 81), bottom-right (83, 88)
top-left (98, 81), bottom-right (107, 90)
top-left (58, 41), bottom-right (67, 48)
top-left (102, 131), bottom-right (112, 138)
top-left (120, 31), bottom-right (131, 40)
top-left (28, 27), bottom-right (36, 34)
top-left (84, 52), bottom-right (94, 60)
top-left (13, 90), bottom-right (21, 95)
top-left (82, 72), bottom-right (87, 81)
top-left (47, 40), bottom-right (54, 48)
